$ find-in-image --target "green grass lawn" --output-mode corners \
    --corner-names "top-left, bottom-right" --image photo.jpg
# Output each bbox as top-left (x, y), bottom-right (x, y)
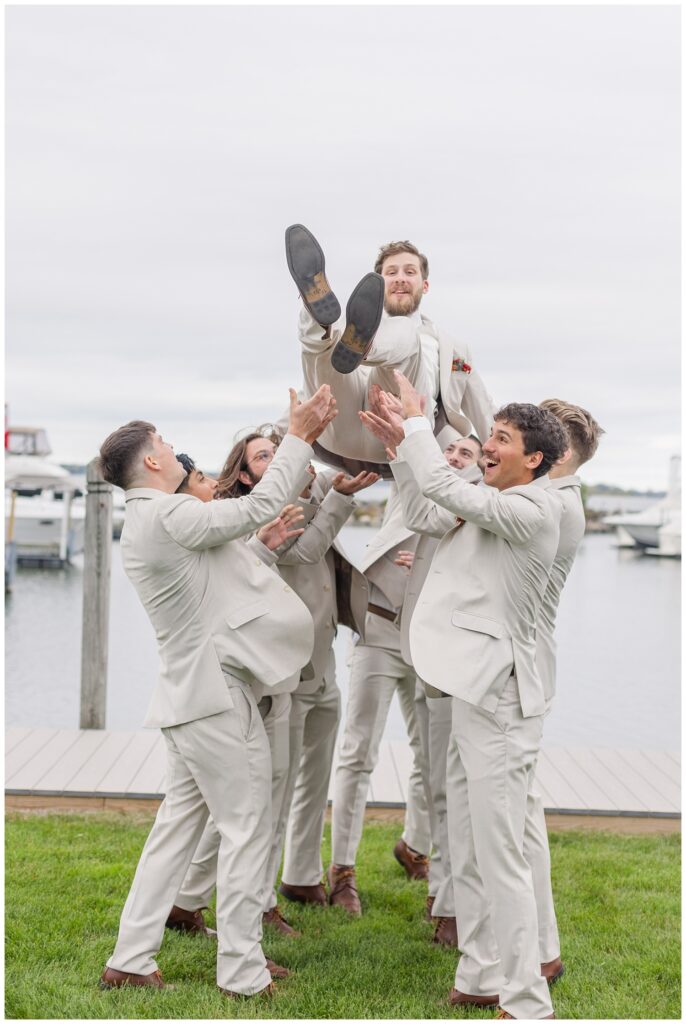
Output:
top-left (5, 812), bottom-right (681, 1019)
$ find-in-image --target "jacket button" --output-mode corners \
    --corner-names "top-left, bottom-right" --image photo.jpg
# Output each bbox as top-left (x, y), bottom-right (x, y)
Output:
top-left (283, 585), bottom-right (291, 592)
top-left (323, 583), bottom-right (330, 591)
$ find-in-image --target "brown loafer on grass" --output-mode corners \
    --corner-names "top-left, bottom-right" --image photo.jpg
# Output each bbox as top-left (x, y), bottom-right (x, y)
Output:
top-left (220, 981), bottom-right (276, 999)
top-left (266, 959), bottom-right (291, 980)
top-left (165, 904), bottom-right (217, 938)
top-left (449, 988), bottom-right (498, 1007)
top-left (285, 224), bottom-right (341, 327)
top-left (432, 915), bottom-right (458, 947)
top-left (330, 273), bottom-right (385, 374)
top-left (541, 957), bottom-right (565, 984)
top-left (327, 863), bottom-right (362, 916)
top-left (393, 837), bottom-right (430, 881)
top-left (263, 905), bottom-right (301, 937)
top-left (279, 881), bottom-right (327, 906)
top-left (425, 895), bottom-right (435, 922)
top-left (100, 967), bottom-right (172, 990)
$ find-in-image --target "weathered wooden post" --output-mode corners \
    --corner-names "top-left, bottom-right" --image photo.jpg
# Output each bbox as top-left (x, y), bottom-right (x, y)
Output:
top-left (80, 456), bottom-right (112, 728)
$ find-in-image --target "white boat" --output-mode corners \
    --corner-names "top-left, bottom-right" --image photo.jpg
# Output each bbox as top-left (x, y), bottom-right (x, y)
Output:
top-left (5, 426), bottom-right (83, 566)
top-left (603, 455), bottom-right (681, 558)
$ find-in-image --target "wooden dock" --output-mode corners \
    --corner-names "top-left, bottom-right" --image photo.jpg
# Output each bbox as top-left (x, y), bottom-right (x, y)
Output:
top-left (5, 727), bottom-right (680, 830)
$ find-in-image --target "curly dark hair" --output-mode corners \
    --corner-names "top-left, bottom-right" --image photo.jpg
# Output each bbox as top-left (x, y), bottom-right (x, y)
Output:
top-left (493, 404), bottom-right (569, 479)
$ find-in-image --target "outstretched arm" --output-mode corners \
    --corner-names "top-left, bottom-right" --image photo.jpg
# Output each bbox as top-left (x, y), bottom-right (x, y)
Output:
top-left (394, 372), bottom-right (547, 544)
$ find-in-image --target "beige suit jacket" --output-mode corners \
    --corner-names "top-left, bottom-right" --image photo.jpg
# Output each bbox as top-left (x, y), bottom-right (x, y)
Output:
top-left (420, 314), bottom-right (496, 443)
top-left (397, 427), bottom-right (561, 718)
top-left (391, 462), bottom-right (483, 666)
top-left (258, 473), bottom-right (368, 694)
top-left (121, 433), bottom-right (315, 729)
top-left (536, 475), bottom-right (585, 701)
top-left (354, 485), bottom-right (417, 650)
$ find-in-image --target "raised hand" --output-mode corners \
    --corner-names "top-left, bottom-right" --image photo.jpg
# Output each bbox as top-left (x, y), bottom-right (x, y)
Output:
top-left (331, 470), bottom-right (380, 495)
top-left (288, 385), bottom-right (338, 444)
top-left (358, 408), bottom-right (404, 457)
top-left (393, 371), bottom-right (426, 419)
top-left (256, 504), bottom-right (305, 550)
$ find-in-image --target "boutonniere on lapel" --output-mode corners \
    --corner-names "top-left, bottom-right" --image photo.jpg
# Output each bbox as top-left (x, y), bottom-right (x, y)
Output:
top-left (451, 357), bottom-right (472, 374)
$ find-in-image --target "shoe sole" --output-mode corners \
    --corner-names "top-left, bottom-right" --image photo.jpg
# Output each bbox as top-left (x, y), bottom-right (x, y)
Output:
top-left (285, 224), bottom-right (341, 327)
top-left (331, 273), bottom-right (385, 374)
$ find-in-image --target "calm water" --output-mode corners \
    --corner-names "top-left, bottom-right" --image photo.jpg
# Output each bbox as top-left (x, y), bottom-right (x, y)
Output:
top-left (5, 529), bottom-right (680, 751)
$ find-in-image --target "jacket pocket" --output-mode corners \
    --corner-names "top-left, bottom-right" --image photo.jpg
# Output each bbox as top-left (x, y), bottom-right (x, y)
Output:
top-left (226, 599), bottom-right (269, 629)
top-left (451, 610), bottom-right (509, 640)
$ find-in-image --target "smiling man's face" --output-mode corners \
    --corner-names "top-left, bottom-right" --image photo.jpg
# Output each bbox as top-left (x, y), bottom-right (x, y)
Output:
top-left (481, 420), bottom-right (542, 491)
top-left (380, 251), bottom-right (429, 316)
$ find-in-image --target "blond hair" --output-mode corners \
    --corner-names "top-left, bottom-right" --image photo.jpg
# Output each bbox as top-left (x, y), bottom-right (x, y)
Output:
top-left (539, 399), bottom-right (604, 466)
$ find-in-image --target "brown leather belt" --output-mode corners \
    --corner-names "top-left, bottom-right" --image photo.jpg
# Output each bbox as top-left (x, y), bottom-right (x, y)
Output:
top-left (367, 602), bottom-right (398, 622)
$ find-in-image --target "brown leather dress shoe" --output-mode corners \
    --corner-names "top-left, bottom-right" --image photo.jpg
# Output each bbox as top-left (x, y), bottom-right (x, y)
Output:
top-left (263, 906), bottom-right (301, 937)
top-left (165, 904), bottom-right (217, 938)
top-left (327, 864), bottom-right (362, 915)
top-left (100, 967), bottom-right (172, 990)
top-left (285, 224), bottom-right (341, 328)
top-left (541, 957), bottom-right (565, 984)
top-left (432, 915), bottom-right (458, 947)
top-left (449, 988), bottom-right (498, 1007)
top-left (425, 895), bottom-right (435, 922)
top-left (220, 981), bottom-right (276, 999)
top-left (266, 959), bottom-right (291, 979)
top-left (393, 838), bottom-right (430, 881)
top-left (279, 881), bottom-right (327, 906)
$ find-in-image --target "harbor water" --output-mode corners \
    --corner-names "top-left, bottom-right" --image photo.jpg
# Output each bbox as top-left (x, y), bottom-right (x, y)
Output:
top-left (5, 528), bottom-right (680, 752)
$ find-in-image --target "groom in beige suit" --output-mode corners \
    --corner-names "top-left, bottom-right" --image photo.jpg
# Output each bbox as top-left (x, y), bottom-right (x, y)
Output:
top-left (286, 225), bottom-right (495, 476)
top-left (384, 374), bottom-right (568, 1020)
top-left (98, 387), bottom-right (335, 998)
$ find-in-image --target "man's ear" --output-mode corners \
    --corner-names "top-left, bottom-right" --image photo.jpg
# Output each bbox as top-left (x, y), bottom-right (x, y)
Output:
top-left (238, 469), bottom-right (252, 487)
top-left (526, 450), bottom-right (544, 472)
top-left (557, 447), bottom-right (573, 466)
top-left (422, 278), bottom-right (429, 295)
top-left (143, 453), bottom-right (161, 473)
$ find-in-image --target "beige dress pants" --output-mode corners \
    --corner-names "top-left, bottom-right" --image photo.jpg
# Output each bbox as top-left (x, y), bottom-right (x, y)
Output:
top-left (414, 682), bottom-right (455, 913)
top-left (175, 691), bottom-right (291, 915)
top-left (332, 639), bottom-right (431, 866)
top-left (106, 677), bottom-right (272, 996)
top-left (447, 676), bottom-right (554, 1020)
top-left (281, 654), bottom-right (341, 887)
top-left (299, 308), bottom-right (433, 463)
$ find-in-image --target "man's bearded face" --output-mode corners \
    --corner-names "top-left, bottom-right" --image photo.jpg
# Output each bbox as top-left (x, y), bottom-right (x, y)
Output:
top-left (381, 251), bottom-right (428, 316)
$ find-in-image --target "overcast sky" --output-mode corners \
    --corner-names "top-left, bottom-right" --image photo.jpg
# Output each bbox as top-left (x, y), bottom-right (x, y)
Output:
top-left (6, 5), bottom-right (680, 490)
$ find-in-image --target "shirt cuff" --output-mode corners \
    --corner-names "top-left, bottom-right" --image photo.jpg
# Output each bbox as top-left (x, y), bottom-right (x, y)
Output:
top-left (403, 416), bottom-right (432, 437)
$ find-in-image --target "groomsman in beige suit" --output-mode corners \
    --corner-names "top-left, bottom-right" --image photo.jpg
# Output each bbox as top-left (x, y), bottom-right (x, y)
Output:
top-left (285, 224), bottom-right (495, 475)
top-left (399, 433), bottom-right (484, 946)
top-left (98, 387), bottom-right (335, 998)
top-left (361, 388), bottom-right (488, 945)
top-left (524, 399), bottom-right (604, 985)
top-left (268, 471), bottom-right (369, 908)
top-left (327, 480), bottom-right (436, 914)
top-left (168, 431), bottom-right (376, 939)
top-left (383, 373), bottom-right (568, 1019)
